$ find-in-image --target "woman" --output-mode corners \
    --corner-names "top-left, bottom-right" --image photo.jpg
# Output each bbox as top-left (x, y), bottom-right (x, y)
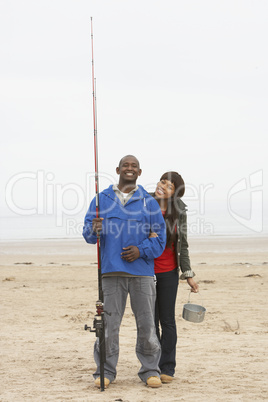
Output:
top-left (151, 171), bottom-right (199, 384)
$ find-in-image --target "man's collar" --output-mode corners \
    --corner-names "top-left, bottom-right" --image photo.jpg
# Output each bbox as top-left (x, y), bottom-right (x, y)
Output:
top-left (113, 184), bottom-right (139, 194)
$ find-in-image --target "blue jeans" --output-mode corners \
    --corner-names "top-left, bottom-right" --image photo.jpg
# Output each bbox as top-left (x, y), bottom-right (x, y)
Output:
top-left (93, 276), bottom-right (161, 383)
top-left (155, 268), bottom-right (178, 376)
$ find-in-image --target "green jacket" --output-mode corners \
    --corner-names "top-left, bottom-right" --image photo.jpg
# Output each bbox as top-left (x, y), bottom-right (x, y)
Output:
top-left (150, 193), bottom-right (195, 279)
top-left (175, 198), bottom-right (195, 279)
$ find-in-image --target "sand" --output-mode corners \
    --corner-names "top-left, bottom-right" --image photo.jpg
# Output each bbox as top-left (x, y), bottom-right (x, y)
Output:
top-left (1, 237), bottom-right (268, 401)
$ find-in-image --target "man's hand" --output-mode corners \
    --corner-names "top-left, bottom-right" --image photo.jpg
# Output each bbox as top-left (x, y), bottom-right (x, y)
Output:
top-left (121, 246), bottom-right (140, 262)
top-left (92, 218), bottom-right (104, 234)
top-left (149, 232), bottom-right (158, 238)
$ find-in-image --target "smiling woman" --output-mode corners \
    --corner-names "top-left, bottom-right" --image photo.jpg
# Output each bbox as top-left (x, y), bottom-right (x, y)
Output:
top-left (151, 171), bottom-right (199, 383)
top-left (155, 179), bottom-right (176, 201)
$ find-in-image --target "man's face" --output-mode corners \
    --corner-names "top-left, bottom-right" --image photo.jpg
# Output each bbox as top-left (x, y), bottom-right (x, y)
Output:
top-left (116, 156), bottom-right (142, 184)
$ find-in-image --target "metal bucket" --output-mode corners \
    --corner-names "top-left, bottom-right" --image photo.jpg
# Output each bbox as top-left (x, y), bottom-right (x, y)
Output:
top-left (182, 291), bottom-right (206, 323)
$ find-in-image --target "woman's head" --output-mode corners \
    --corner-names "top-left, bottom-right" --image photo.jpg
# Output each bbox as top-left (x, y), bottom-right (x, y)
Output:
top-left (154, 172), bottom-right (185, 248)
top-left (155, 171), bottom-right (185, 200)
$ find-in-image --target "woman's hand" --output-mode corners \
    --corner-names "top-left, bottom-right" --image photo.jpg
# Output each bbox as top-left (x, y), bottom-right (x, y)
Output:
top-left (149, 232), bottom-right (158, 238)
top-left (187, 277), bottom-right (199, 293)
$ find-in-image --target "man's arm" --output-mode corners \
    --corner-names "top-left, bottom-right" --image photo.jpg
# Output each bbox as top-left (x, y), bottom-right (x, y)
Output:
top-left (137, 198), bottom-right (166, 260)
top-left (83, 197), bottom-right (99, 244)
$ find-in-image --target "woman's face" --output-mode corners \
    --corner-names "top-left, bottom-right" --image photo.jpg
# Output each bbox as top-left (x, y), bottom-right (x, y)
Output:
top-left (155, 179), bottom-right (175, 199)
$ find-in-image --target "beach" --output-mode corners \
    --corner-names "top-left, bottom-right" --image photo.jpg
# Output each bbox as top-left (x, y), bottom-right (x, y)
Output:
top-left (1, 236), bottom-right (268, 401)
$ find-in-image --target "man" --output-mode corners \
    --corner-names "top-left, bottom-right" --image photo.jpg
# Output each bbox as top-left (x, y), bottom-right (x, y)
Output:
top-left (83, 155), bottom-right (166, 388)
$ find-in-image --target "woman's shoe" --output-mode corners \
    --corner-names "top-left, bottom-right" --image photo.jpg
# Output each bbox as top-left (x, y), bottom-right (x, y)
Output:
top-left (160, 374), bottom-right (174, 383)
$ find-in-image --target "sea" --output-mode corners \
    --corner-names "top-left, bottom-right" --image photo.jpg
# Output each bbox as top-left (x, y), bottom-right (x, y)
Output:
top-left (1, 211), bottom-right (268, 241)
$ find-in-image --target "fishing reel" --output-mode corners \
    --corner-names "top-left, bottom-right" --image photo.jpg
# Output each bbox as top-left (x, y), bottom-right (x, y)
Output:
top-left (84, 300), bottom-right (109, 337)
top-left (84, 316), bottom-right (104, 337)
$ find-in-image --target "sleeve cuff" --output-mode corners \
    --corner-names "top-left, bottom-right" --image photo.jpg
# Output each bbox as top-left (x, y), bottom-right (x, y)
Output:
top-left (180, 270), bottom-right (196, 280)
top-left (137, 245), bottom-right (145, 259)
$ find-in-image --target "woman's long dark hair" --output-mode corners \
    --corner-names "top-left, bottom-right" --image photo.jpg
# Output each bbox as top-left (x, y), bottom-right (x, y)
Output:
top-left (154, 171), bottom-right (185, 248)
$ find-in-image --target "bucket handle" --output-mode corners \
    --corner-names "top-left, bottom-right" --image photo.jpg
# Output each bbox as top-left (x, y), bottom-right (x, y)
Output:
top-left (187, 290), bottom-right (204, 306)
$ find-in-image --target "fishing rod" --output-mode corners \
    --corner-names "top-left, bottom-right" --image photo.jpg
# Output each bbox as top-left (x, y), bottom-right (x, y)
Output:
top-left (84, 17), bottom-right (106, 392)
top-left (91, 17), bottom-right (102, 304)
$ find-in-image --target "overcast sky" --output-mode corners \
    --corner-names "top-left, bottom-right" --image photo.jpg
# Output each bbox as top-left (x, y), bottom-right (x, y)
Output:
top-left (1, 0), bottom-right (267, 236)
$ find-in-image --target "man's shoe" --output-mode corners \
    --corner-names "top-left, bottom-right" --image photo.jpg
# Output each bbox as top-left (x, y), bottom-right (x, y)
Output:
top-left (94, 377), bottom-right (110, 388)
top-left (160, 374), bottom-right (174, 383)
top-left (146, 376), bottom-right (162, 388)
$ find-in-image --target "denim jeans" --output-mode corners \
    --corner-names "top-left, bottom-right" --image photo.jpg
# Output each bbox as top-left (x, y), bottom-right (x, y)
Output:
top-left (155, 268), bottom-right (178, 376)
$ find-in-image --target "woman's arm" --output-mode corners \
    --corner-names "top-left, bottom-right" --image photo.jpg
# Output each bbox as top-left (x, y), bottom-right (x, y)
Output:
top-left (178, 204), bottom-right (199, 292)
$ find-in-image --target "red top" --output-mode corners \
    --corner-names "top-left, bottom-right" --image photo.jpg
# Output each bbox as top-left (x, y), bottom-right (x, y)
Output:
top-left (154, 211), bottom-right (178, 274)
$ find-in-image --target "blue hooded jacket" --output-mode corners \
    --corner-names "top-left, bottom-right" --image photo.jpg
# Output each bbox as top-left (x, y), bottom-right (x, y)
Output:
top-left (83, 185), bottom-right (166, 276)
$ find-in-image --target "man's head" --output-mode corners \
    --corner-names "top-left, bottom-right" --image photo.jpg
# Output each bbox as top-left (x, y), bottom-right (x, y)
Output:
top-left (116, 155), bottom-right (142, 191)
top-left (118, 155), bottom-right (140, 169)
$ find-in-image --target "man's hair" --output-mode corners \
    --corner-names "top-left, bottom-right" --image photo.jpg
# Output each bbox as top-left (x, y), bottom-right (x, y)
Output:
top-left (118, 155), bottom-right (140, 168)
